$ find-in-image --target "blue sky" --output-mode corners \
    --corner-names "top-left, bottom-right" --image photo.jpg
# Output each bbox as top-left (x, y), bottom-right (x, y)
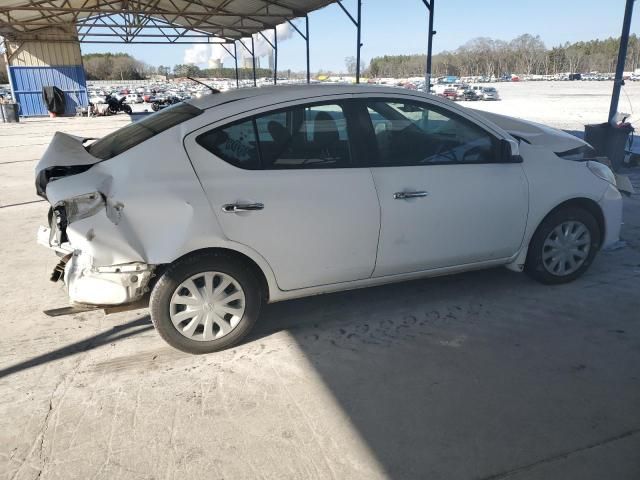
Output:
top-left (81, 0), bottom-right (640, 72)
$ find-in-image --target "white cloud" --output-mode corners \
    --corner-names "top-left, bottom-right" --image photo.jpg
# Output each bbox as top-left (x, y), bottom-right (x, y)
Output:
top-left (183, 22), bottom-right (298, 66)
top-left (184, 44), bottom-right (211, 65)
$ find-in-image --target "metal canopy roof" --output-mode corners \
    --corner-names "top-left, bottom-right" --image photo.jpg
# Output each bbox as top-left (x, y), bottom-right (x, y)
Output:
top-left (0, 0), bottom-right (337, 43)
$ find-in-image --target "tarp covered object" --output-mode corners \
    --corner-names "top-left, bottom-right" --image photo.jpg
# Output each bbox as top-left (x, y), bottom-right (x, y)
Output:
top-left (42, 86), bottom-right (66, 114)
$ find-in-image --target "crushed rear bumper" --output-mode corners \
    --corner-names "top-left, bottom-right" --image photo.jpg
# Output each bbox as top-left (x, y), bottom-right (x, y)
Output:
top-left (38, 225), bottom-right (154, 306)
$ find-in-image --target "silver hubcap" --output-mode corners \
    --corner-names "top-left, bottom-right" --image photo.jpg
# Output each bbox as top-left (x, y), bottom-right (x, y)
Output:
top-left (169, 271), bottom-right (245, 342)
top-left (542, 221), bottom-right (591, 276)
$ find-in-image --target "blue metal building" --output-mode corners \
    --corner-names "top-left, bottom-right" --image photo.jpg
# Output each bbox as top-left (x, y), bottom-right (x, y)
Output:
top-left (5, 39), bottom-right (88, 117)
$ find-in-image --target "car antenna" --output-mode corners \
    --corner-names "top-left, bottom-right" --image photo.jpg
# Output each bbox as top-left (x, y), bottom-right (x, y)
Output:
top-left (187, 77), bottom-right (220, 94)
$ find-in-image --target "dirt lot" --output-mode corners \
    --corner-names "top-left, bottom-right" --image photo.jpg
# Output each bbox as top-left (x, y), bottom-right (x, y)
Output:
top-left (466, 80), bottom-right (640, 132)
top-left (1, 82), bottom-right (640, 480)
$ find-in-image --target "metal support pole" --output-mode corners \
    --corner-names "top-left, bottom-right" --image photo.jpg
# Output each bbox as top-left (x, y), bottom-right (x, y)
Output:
top-left (3, 40), bottom-right (17, 106)
top-left (285, 18), bottom-right (309, 83)
top-left (274, 27), bottom-right (278, 85)
top-left (234, 42), bottom-right (239, 88)
top-left (251, 35), bottom-right (257, 87)
top-left (337, 1), bottom-right (362, 83)
top-left (305, 15), bottom-right (310, 84)
top-left (424, 0), bottom-right (435, 93)
top-left (608, 0), bottom-right (635, 124)
top-left (356, 0), bottom-right (362, 83)
top-left (259, 29), bottom-right (277, 85)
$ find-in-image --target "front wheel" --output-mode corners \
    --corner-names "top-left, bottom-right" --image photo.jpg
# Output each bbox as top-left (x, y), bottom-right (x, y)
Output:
top-left (150, 252), bottom-right (262, 354)
top-left (123, 104), bottom-right (132, 114)
top-left (525, 207), bottom-right (601, 284)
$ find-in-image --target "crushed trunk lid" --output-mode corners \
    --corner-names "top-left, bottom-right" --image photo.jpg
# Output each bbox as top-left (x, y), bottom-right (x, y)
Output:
top-left (35, 132), bottom-right (100, 199)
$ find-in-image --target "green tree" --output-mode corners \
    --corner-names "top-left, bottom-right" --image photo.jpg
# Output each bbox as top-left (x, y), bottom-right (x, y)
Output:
top-left (173, 64), bottom-right (201, 77)
top-left (82, 53), bottom-right (151, 80)
top-left (367, 33), bottom-right (638, 78)
top-left (157, 65), bottom-right (171, 77)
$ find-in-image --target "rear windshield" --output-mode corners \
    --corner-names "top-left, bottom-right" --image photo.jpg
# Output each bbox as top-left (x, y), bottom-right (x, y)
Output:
top-left (87, 102), bottom-right (203, 160)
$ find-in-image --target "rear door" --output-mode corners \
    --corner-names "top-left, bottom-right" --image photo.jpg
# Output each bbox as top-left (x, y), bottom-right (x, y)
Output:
top-left (183, 99), bottom-right (381, 291)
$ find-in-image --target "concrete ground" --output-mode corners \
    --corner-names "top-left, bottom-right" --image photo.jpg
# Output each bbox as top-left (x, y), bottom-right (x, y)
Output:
top-left (1, 82), bottom-right (640, 480)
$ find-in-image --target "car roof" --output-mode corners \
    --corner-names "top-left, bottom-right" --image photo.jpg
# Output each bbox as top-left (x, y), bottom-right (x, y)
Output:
top-left (180, 83), bottom-right (512, 142)
top-left (185, 84), bottom-right (434, 111)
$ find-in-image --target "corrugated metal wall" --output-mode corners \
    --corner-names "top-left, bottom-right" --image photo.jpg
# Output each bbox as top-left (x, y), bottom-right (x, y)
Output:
top-left (6, 41), bottom-right (82, 67)
top-left (6, 40), bottom-right (87, 117)
top-left (9, 66), bottom-right (88, 116)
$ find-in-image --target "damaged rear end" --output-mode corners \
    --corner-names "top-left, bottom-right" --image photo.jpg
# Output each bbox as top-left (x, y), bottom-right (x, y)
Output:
top-left (36, 131), bottom-right (154, 312)
top-left (35, 103), bottom-right (204, 313)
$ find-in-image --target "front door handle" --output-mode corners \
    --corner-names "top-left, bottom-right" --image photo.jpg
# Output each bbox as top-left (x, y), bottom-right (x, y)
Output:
top-left (393, 191), bottom-right (428, 200)
top-left (222, 202), bottom-right (264, 213)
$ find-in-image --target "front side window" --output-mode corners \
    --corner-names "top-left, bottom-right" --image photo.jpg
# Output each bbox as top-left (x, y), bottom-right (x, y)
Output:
top-left (365, 100), bottom-right (497, 166)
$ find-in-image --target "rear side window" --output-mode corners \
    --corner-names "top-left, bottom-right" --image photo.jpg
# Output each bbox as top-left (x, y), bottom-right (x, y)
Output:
top-left (196, 103), bottom-right (353, 170)
top-left (196, 119), bottom-right (260, 169)
top-left (258, 104), bottom-right (351, 169)
top-left (88, 102), bottom-right (203, 160)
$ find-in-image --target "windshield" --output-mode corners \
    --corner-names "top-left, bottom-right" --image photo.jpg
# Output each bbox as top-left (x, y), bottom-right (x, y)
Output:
top-left (87, 102), bottom-right (203, 160)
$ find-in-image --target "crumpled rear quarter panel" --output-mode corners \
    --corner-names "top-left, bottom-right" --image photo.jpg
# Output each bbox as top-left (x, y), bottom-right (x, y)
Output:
top-left (44, 126), bottom-right (223, 267)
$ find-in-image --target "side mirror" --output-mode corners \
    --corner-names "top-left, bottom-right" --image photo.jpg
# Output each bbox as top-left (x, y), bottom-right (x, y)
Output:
top-left (500, 138), bottom-right (523, 163)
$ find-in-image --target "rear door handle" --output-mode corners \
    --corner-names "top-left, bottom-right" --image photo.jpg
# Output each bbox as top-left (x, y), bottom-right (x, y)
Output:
top-left (222, 202), bottom-right (264, 213)
top-left (393, 191), bottom-right (428, 200)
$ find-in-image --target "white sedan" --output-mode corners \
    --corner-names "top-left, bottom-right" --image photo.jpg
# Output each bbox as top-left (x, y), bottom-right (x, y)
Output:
top-left (35, 85), bottom-right (623, 354)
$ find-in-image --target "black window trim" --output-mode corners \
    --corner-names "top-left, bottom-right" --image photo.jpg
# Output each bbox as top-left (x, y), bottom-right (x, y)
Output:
top-left (353, 96), bottom-right (512, 167)
top-left (195, 99), bottom-right (366, 171)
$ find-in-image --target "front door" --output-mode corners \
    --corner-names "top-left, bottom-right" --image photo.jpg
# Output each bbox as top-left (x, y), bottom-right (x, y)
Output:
top-left (361, 98), bottom-right (529, 277)
top-left (184, 101), bottom-right (380, 291)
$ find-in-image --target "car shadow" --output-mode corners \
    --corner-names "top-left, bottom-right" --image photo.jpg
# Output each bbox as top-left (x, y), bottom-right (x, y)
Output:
top-left (248, 265), bottom-right (640, 478)
top-left (0, 317), bottom-right (154, 379)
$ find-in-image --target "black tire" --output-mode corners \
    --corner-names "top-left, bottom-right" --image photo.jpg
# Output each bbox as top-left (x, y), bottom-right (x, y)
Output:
top-left (525, 207), bottom-right (601, 285)
top-left (123, 104), bottom-right (132, 114)
top-left (150, 252), bottom-right (262, 354)
top-left (151, 102), bottom-right (160, 112)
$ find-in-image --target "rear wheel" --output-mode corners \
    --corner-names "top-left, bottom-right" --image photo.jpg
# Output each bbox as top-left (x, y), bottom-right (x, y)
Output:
top-left (150, 252), bottom-right (262, 354)
top-left (525, 207), bottom-right (601, 284)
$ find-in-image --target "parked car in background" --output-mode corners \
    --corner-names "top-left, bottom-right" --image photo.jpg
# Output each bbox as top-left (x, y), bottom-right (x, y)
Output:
top-left (482, 87), bottom-right (500, 100)
top-left (461, 89), bottom-right (479, 101)
top-left (151, 95), bottom-right (182, 111)
top-left (453, 83), bottom-right (469, 99)
top-left (432, 84), bottom-right (458, 99)
top-left (469, 85), bottom-right (485, 98)
top-left (125, 94), bottom-right (143, 104)
top-left (36, 85), bottom-right (623, 354)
